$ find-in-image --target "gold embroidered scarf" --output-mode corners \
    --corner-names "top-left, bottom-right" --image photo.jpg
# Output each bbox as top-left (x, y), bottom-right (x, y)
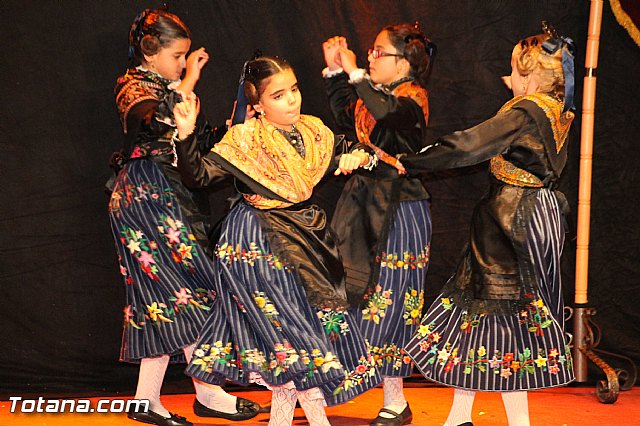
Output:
top-left (212, 115), bottom-right (334, 209)
top-left (354, 80), bottom-right (429, 171)
top-left (490, 93), bottom-right (574, 187)
top-left (498, 92), bottom-right (573, 153)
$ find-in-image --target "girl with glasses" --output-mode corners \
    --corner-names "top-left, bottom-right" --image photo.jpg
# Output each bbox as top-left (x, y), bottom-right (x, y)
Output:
top-left (322, 22), bottom-right (436, 426)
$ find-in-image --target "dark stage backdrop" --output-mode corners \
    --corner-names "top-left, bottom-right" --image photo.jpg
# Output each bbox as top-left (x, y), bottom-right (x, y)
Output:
top-left (1, 1), bottom-right (638, 396)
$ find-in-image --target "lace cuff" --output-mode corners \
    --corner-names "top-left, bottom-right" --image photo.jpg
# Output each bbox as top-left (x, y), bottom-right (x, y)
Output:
top-left (348, 68), bottom-right (367, 84)
top-left (322, 67), bottom-right (345, 78)
top-left (352, 148), bottom-right (378, 170)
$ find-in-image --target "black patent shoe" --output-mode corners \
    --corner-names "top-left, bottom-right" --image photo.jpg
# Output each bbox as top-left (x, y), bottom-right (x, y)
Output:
top-left (457, 423), bottom-right (474, 426)
top-left (370, 403), bottom-right (413, 425)
top-left (127, 409), bottom-right (192, 426)
top-left (193, 397), bottom-right (260, 421)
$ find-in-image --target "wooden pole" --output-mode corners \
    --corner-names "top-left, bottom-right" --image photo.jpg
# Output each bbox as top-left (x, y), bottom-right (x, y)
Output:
top-left (573, 0), bottom-right (604, 382)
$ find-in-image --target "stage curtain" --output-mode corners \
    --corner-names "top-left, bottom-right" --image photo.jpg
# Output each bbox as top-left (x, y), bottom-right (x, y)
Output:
top-left (1, 0), bottom-right (638, 395)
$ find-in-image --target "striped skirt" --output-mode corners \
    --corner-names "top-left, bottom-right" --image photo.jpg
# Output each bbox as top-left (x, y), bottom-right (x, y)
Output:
top-left (405, 190), bottom-right (574, 391)
top-left (351, 199), bottom-right (431, 377)
top-left (185, 201), bottom-right (381, 406)
top-left (109, 159), bottom-right (216, 362)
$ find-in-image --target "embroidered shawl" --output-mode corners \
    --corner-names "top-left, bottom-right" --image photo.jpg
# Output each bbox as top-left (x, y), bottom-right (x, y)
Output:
top-left (212, 115), bottom-right (334, 209)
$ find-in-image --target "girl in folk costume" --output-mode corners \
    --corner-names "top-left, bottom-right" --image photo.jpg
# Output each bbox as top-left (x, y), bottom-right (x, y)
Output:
top-left (109, 9), bottom-right (259, 426)
top-left (173, 56), bottom-right (382, 426)
top-left (400, 23), bottom-right (576, 426)
top-left (322, 22), bottom-right (436, 426)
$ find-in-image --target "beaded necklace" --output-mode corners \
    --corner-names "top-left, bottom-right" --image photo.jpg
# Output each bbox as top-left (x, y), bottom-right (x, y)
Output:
top-left (274, 124), bottom-right (306, 158)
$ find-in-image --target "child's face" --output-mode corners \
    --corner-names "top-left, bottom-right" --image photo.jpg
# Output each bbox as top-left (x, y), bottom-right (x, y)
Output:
top-left (256, 68), bottom-right (302, 130)
top-left (368, 30), bottom-right (409, 85)
top-left (145, 38), bottom-right (191, 81)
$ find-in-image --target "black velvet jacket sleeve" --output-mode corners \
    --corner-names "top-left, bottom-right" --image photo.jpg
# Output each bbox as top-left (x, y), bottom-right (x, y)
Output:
top-left (324, 72), bottom-right (358, 140)
top-left (400, 108), bottom-right (531, 174)
top-left (193, 114), bottom-right (227, 153)
top-left (351, 79), bottom-right (427, 133)
top-left (174, 132), bottom-right (229, 189)
top-left (324, 73), bottom-right (427, 155)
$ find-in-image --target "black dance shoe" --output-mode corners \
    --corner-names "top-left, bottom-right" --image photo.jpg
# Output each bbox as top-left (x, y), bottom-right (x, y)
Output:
top-left (127, 409), bottom-right (193, 426)
top-left (457, 423), bottom-right (474, 426)
top-left (370, 403), bottom-right (413, 425)
top-left (193, 397), bottom-right (260, 421)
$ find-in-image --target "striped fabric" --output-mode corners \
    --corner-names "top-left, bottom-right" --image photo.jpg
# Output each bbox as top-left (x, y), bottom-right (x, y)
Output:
top-left (351, 199), bottom-right (432, 378)
top-left (109, 159), bottom-right (216, 362)
top-left (185, 202), bottom-right (381, 406)
top-left (406, 189), bottom-right (574, 391)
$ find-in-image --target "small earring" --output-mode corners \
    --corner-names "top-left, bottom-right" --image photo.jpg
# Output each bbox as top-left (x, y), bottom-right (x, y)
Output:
top-left (522, 76), bottom-right (528, 92)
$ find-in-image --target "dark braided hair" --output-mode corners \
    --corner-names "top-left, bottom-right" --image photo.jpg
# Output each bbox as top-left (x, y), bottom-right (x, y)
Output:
top-left (383, 22), bottom-right (436, 88)
top-left (128, 9), bottom-right (190, 64)
top-left (242, 56), bottom-right (293, 104)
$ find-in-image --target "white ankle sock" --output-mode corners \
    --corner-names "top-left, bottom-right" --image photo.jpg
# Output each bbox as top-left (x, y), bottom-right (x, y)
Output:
top-left (443, 388), bottom-right (475, 426)
top-left (297, 387), bottom-right (330, 426)
top-left (134, 355), bottom-right (171, 418)
top-left (379, 376), bottom-right (408, 418)
top-left (183, 343), bottom-right (237, 414)
top-left (501, 391), bottom-right (530, 426)
top-left (268, 383), bottom-right (298, 426)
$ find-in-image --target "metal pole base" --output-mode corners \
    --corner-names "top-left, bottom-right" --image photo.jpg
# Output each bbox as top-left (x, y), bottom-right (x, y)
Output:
top-left (569, 306), bottom-right (637, 404)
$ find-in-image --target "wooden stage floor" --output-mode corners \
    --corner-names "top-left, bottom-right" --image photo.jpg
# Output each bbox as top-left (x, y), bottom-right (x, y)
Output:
top-left (1, 385), bottom-right (639, 425)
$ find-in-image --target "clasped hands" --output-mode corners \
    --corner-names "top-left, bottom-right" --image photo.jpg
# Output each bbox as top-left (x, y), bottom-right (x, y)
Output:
top-left (322, 36), bottom-right (358, 74)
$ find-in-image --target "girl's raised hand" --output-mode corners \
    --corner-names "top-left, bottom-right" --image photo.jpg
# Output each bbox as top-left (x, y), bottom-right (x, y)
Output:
top-left (185, 47), bottom-right (209, 79)
top-left (173, 92), bottom-right (200, 140)
top-left (336, 47), bottom-right (358, 74)
top-left (178, 48), bottom-right (209, 95)
top-left (323, 36), bottom-right (347, 71)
